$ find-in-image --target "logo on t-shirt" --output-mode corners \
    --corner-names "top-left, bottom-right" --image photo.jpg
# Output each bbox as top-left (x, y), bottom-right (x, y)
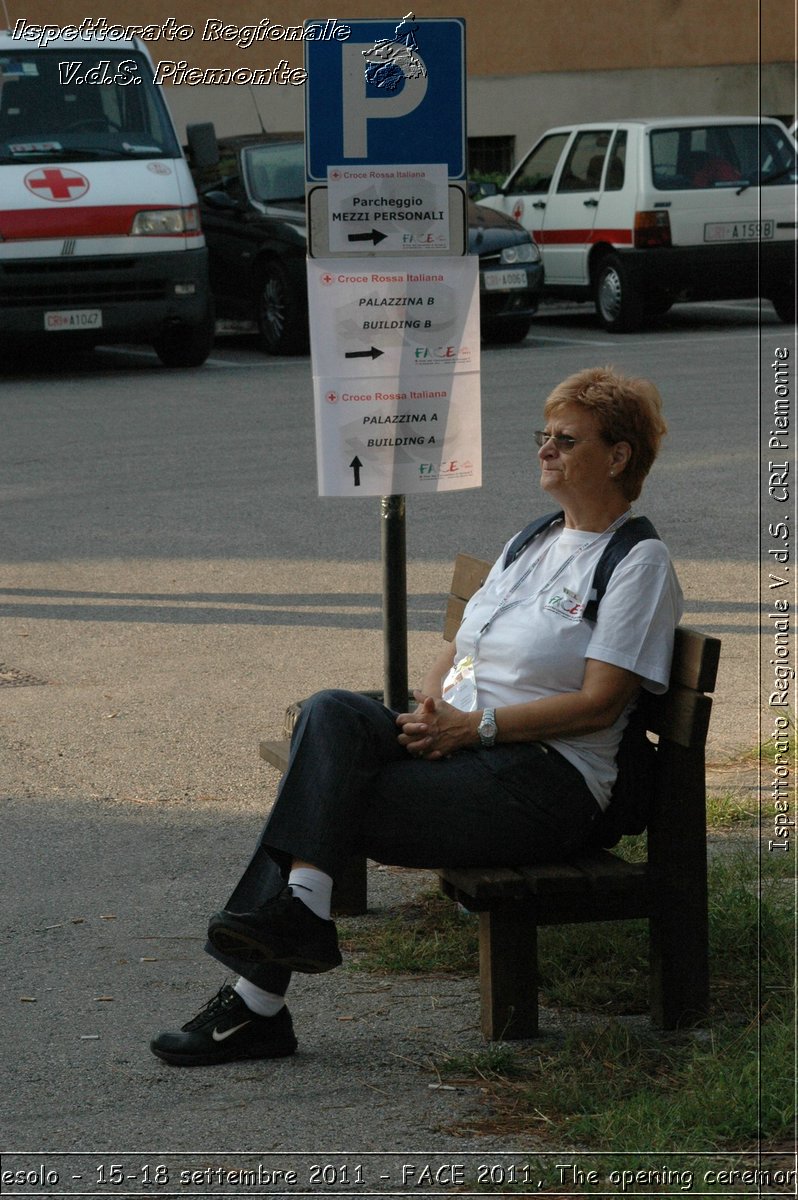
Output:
top-left (544, 587), bottom-right (585, 621)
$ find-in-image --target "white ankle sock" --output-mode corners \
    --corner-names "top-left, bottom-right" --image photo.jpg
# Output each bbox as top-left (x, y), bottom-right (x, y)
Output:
top-left (234, 976), bottom-right (285, 1018)
top-left (288, 867), bottom-right (333, 921)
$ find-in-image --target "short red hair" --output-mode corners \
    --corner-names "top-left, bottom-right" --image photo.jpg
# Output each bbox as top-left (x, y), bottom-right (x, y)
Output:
top-left (544, 366), bottom-right (667, 501)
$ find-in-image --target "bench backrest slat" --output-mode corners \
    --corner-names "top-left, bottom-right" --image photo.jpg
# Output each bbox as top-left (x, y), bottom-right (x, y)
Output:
top-left (669, 627), bottom-right (721, 693)
top-left (641, 686), bottom-right (714, 749)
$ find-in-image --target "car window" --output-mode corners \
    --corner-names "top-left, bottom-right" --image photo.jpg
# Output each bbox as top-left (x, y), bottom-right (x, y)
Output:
top-left (192, 144), bottom-right (239, 195)
top-left (505, 132), bottom-right (569, 195)
top-left (243, 142), bottom-right (305, 203)
top-left (556, 130), bottom-right (612, 193)
top-left (605, 130), bottom-right (627, 191)
top-left (651, 123), bottom-right (797, 189)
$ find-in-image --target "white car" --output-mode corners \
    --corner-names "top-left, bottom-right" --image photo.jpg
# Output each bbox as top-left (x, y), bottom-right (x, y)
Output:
top-left (479, 116), bottom-right (796, 330)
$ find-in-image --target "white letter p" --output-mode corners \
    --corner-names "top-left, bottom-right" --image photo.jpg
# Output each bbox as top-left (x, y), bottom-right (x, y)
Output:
top-left (341, 42), bottom-right (428, 159)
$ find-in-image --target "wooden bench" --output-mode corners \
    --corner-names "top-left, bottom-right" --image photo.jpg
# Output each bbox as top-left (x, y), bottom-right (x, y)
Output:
top-left (260, 552), bottom-right (721, 1041)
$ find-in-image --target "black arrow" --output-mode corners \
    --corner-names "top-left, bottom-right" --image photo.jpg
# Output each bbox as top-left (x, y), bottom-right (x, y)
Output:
top-left (347, 229), bottom-right (388, 245)
top-left (345, 346), bottom-right (384, 360)
top-left (350, 456), bottom-right (363, 486)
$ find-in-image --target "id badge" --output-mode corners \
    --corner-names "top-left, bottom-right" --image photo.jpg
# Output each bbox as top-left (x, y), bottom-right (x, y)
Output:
top-left (441, 654), bottom-right (478, 711)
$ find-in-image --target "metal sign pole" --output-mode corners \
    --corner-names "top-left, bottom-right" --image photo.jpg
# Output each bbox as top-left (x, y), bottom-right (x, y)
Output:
top-left (380, 494), bottom-right (408, 711)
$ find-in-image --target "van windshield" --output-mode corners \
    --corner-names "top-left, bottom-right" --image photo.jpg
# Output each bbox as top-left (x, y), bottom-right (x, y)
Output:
top-left (650, 123), bottom-right (797, 190)
top-left (0, 50), bottom-right (180, 161)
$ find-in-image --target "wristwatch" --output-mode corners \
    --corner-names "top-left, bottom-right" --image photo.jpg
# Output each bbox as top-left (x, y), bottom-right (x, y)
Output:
top-left (477, 707), bottom-right (498, 748)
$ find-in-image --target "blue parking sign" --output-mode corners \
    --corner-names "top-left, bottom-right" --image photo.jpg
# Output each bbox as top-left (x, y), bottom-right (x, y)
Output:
top-left (305, 16), bottom-right (466, 181)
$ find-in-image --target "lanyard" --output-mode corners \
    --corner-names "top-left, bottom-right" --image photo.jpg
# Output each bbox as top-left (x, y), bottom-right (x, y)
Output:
top-left (473, 509), bottom-right (632, 658)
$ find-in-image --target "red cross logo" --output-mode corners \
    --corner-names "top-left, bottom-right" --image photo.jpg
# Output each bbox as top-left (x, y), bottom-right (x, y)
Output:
top-left (326, 391), bottom-right (338, 403)
top-left (321, 272), bottom-right (334, 286)
top-left (24, 168), bottom-right (90, 203)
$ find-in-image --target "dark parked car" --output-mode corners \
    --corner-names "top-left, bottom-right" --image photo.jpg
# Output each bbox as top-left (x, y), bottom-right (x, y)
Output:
top-left (471, 200), bottom-right (543, 343)
top-left (190, 135), bottom-right (543, 354)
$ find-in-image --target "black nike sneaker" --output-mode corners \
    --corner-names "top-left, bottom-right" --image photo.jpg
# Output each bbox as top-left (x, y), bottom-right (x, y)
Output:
top-left (150, 983), bottom-right (298, 1066)
top-left (207, 887), bottom-right (342, 974)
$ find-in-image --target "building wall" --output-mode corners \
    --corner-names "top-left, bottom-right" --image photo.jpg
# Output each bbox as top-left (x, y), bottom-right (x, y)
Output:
top-left (10, 0), bottom-right (788, 71)
top-left (164, 61), bottom-right (795, 153)
top-left (7, 1), bottom-right (794, 150)
top-left (467, 62), bottom-right (796, 161)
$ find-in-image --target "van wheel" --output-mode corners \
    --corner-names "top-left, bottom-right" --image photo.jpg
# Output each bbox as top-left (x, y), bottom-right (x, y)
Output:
top-left (256, 262), bottom-right (308, 355)
top-left (153, 316), bottom-right (214, 368)
top-left (771, 290), bottom-right (796, 324)
top-left (594, 254), bottom-right (645, 332)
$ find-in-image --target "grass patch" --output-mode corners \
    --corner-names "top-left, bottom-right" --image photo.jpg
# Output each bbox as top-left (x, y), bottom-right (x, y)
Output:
top-left (705, 791), bottom-right (757, 827)
top-left (725, 712), bottom-right (795, 768)
top-left (346, 833), bottom-right (794, 1158)
top-left (436, 847), bottom-right (795, 1154)
top-left (439, 995), bottom-right (793, 1152)
top-left (345, 893), bottom-right (478, 975)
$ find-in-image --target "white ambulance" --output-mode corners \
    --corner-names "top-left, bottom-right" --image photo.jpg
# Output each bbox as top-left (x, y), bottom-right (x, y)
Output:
top-left (478, 117), bottom-right (796, 331)
top-left (0, 30), bottom-right (213, 365)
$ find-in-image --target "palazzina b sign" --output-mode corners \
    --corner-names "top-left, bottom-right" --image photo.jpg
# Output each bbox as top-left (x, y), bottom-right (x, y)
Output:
top-left (308, 256), bottom-right (480, 497)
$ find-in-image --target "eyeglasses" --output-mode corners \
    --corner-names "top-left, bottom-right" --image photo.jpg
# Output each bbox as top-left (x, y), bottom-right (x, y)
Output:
top-left (534, 430), bottom-right (598, 452)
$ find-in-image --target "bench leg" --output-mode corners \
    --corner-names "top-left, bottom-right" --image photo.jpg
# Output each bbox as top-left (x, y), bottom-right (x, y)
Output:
top-left (649, 894), bottom-right (709, 1029)
top-left (648, 748), bottom-right (710, 1029)
top-left (478, 904), bottom-right (539, 1040)
top-left (331, 854), bottom-right (368, 916)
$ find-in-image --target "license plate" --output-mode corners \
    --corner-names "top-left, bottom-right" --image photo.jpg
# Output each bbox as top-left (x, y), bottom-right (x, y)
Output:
top-left (484, 269), bottom-right (528, 291)
top-left (704, 220), bottom-right (774, 242)
top-left (44, 309), bottom-right (103, 331)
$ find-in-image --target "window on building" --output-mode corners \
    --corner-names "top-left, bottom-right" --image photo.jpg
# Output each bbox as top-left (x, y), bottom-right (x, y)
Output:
top-left (468, 135), bottom-right (515, 180)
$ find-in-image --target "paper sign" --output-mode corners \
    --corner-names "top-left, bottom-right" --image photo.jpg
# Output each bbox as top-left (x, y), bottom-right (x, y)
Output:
top-left (309, 255), bottom-right (480, 496)
top-left (307, 255), bottom-right (480, 376)
top-left (327, 163), bottom-right (449, 252)
top-left (312, 371), bottom-right (481, 497)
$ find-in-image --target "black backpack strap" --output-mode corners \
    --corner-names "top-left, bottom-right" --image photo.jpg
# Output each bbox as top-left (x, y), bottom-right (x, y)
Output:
top-left (582, 515), bottom-right (660, 622)
top-left (502, 511), bottom-right (660, 620)
top-left (503, 510), bottom-right (564, 569)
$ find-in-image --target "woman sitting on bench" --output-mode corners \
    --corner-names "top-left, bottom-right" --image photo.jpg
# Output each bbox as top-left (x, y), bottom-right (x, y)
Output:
top-left (151, 365), bottom-right (683, 1067)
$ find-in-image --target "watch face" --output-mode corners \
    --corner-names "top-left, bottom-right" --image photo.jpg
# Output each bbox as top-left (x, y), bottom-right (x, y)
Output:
top-left (479, 712), bottom-right (497, 743)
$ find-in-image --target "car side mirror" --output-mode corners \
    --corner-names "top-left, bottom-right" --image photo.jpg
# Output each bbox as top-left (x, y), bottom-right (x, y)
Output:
top-left (186, 122), bottom-right (219, 169)
top-left (203, 190), bottom-right (243, 211)
top-left (469, 180), bottom-right (499, 199)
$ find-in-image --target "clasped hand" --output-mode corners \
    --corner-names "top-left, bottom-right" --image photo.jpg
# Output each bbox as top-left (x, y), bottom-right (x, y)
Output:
top-left (395, 691), bottom-right (475, 760)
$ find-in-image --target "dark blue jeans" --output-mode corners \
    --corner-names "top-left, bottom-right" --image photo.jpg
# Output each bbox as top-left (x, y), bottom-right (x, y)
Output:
top-left (206, 689), bottom-right (600, 989)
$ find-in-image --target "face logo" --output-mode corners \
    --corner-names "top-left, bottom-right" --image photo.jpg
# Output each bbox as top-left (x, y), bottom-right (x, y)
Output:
top-left (24, 168), bottom-right (90, 202)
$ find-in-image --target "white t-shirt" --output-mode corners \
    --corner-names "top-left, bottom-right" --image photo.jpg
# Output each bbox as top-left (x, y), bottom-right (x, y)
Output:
top-left (453, 518), bottom-right (684, 808)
